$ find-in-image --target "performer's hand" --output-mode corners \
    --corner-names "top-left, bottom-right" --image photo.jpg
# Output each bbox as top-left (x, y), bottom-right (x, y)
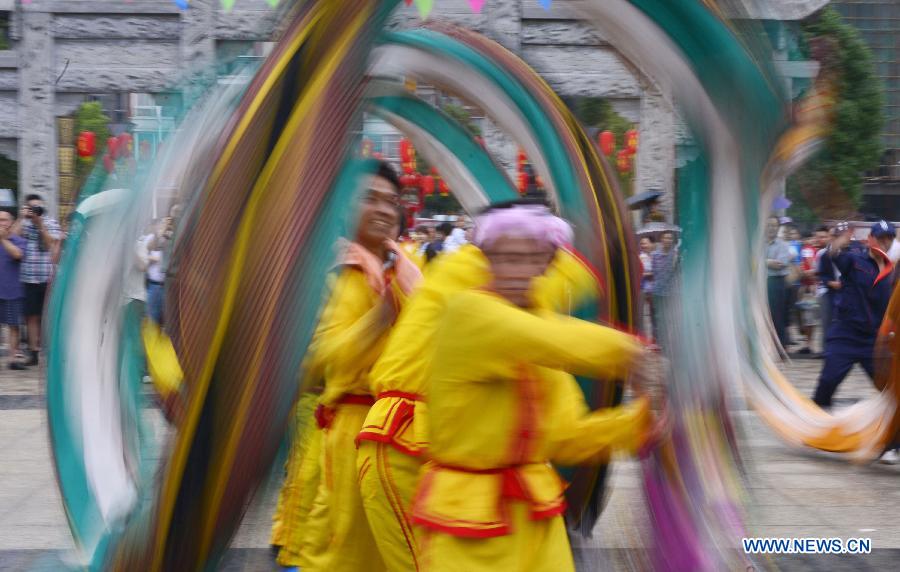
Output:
top-left (638, 403), bottom-right (671, 459)
top-left (627, 348), bottom-right (655, 398)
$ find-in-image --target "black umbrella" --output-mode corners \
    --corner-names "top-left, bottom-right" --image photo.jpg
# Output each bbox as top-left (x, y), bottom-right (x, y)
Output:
top-left (626, 190), bottom-right (663, 210)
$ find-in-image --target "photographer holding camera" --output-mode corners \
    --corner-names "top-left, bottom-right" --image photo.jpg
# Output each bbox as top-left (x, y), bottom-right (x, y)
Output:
top-left (10, 194), bottom-right (61, 369)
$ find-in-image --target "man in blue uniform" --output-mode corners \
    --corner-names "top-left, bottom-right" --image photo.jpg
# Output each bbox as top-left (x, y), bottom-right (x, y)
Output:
top-left (813, 221), bottom-right (895, 408)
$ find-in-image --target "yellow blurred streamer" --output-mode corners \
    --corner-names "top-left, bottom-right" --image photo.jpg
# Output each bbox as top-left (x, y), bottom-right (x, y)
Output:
top-left (142, 320), bottom-right (184, 402)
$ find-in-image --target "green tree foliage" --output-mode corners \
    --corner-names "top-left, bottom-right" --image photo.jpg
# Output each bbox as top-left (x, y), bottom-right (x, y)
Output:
top-left (0, 13), bottom-right (10, 51)
top-left (569, 97), bottom-right (635, 192)
top-left (0, 154), bottom-right (17, 198)
top-left (74, 101), bottom-right (111, 190)
top-left (442, 103), bottom-right (482, 137)
top-left (788, 7), bottom-right (884, 223)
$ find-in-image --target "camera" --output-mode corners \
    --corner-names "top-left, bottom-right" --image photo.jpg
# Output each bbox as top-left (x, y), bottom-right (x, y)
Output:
top-left (29, 205), bottom-right (44, 217)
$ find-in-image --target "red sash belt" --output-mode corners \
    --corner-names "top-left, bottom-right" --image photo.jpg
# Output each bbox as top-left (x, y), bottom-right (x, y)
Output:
top-left (433, 463), bottom-right (529, 501)
top-left (338, 394), bottom-right (376, 406)
top-left (315, 394), bottom-right (376, 429)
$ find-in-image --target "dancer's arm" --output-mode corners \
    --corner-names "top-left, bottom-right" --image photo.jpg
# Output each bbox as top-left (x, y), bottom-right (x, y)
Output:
top-left (547, 371), bottom-right (650, 465)
top-left (440, 290), bottom-right (642, 381)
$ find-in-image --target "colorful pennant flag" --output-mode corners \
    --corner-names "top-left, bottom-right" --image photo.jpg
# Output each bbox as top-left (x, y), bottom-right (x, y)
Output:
top-left (468, 0), bottom-right (486, 13)
top-left (538, 0), bottom-right (552, 10)
top-left (415, 0), bottom-right (433, 19)
top-left (173, 0), bottom-right (189, 9)
top-left (221, 0), bottom-right (236, 12)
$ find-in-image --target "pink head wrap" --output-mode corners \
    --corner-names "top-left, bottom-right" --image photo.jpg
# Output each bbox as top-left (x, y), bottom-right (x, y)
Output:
top-left (472, 204), bottom-right (573, 250)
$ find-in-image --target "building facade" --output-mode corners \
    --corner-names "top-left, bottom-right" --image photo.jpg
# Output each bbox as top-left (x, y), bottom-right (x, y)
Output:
top-left (0, 0), bottom-right (827, 223)
top-left (831, 0), bottom-right (900, 219)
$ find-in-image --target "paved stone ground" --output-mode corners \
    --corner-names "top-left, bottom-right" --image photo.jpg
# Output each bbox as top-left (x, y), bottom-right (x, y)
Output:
top-left (1, 351), bottom-right (898, 571)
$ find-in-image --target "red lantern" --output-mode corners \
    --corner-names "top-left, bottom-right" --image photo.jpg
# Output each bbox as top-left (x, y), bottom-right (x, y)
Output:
top-left (421, 175), bottom-right (435, 196)
top-left (616, 149), bottom-right (632, 174)
top-left (598, 130), bottom-right (615, 156)
top-left (399, 139), bottom-right (409, 160)
top-left (399, 138), bottom-right (416, 163)
top-left (475, 136), bottom-right (485, 148)
top-left (102, 153), bottom-right (114, 173)
top-left (107, 136), bottom-right (119, 160)
top-left (625, 129), bottom-right (638, 154)
top-left (439, 180), bottom-right (449, 196)
top-left (517, 172), bottom-right (528, 194)
top-left (119, 132), bottom-right (133, 156)
top-left (77, 131), bottom-right (96, 158)
top-left (516, 149), bottom-right (527, 172)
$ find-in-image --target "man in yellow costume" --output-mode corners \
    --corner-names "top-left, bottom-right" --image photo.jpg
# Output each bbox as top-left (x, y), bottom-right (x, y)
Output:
top-left (411, 204), bottom-right (652, 571)
top-left (358, 200), bottom-right (648, 570)
top-left (273, 161), bottom-right (422, 571)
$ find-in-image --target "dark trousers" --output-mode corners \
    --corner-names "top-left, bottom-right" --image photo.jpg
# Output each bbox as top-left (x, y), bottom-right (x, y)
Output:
top-left (767, 276), bottom-right (788, 347)
top-left (147, 282), bottom-right (164, 325)
top-left (651, 294), bottom-right (669, 349)
top-left (813, 341), bottom-right (876, 407)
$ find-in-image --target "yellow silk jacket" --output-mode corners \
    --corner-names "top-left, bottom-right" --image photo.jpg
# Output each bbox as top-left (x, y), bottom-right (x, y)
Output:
top-left (358, 244), bottom-right (602, 455)
top-left (311, 266), bottom-right (412, 408)
top-left (411, 289), bottom-right (648, 537)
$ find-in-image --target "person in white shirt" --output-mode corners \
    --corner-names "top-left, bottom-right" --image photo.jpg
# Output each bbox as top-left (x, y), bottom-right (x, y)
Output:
top-left (144, 217), bottom-right (172, 325)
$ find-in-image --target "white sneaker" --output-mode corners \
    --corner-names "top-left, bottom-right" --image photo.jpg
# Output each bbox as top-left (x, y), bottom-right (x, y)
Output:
top-left (878, 449), bottom-right (900, 464)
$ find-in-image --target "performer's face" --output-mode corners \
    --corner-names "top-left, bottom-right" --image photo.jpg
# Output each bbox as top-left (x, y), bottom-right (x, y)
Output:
top-left (484, 235), bottom-right (555, 308)
top-left (356, 175), bottom-right (401, 249)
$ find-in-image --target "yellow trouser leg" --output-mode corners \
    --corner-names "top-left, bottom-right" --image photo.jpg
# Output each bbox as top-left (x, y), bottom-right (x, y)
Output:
top-left (358, 441), bottom-right (423, 571)
top-left (275, 405), bottom-right (323, 567)
top-left (303, 404), bottom-right (386, 572)
top-left (419, 501), bottom-right (575, 572)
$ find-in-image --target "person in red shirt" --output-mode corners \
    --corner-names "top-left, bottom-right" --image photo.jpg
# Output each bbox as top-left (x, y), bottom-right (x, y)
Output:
top-left (795, 226), bottom-right (830, 354)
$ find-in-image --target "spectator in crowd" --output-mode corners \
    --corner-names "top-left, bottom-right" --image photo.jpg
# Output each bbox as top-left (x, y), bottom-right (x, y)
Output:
top-left (415, 225), bottom-right (435, 257)
top-left (650, 231), bottom-right (677, 347)
top-left (17, 194), bottom-right (62, 367)
top-left (794, 229), bottom-right (828, 355)
top-left (144, 217), bottom-right (172, 325)
top-left (0, 209), bottom-right (26, 370)
top-left (443, 216), bottom-right (469, 253)
top-left (765, 216), bottom-right (793, 348)
top-left (424, 221), bottom-right (453, 263)
top-left (639, 235), bottom-right (655, 334)
top-left (782, 224), bottom-right (803, 347)
top-left (817, 225), bottom-right (843, 333)
top-left (813, 221), bottom-right (895, 409)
